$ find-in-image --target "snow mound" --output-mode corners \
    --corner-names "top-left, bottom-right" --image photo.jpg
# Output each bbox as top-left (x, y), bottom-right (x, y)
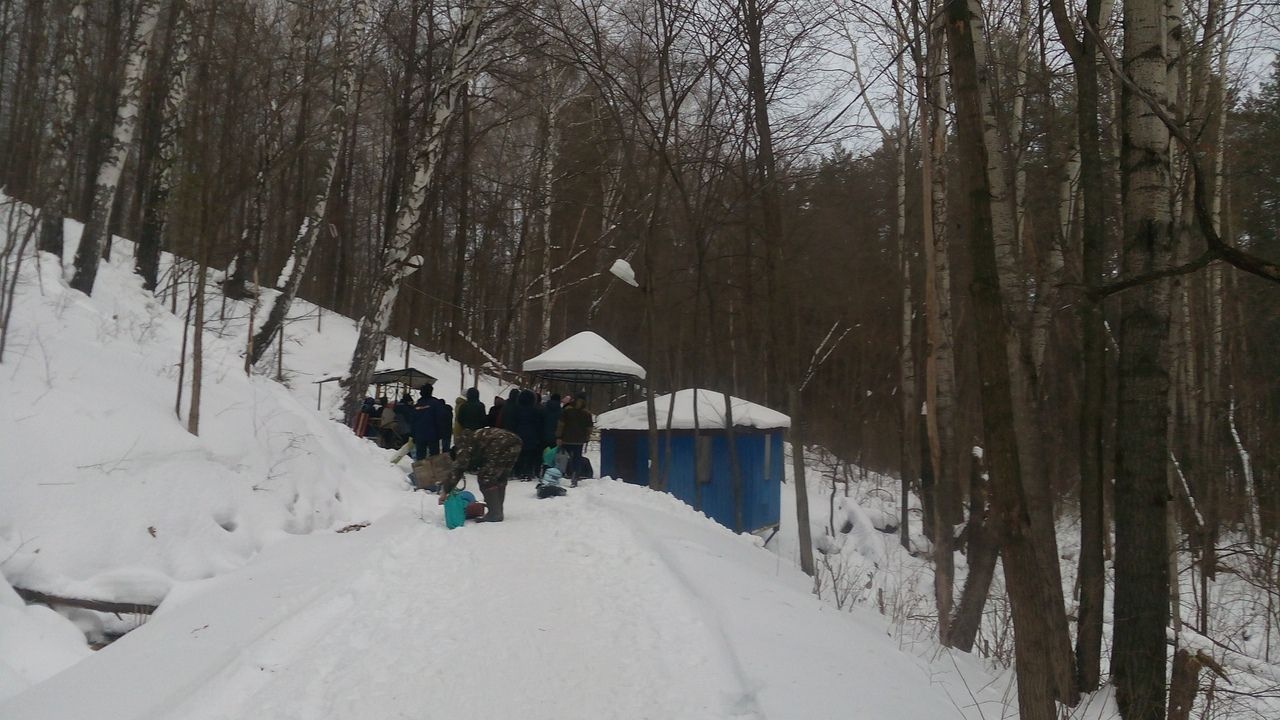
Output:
top-left (0, 216), bottom-right (406, 639)
top-left (0, 573), bottom-right (90, 705)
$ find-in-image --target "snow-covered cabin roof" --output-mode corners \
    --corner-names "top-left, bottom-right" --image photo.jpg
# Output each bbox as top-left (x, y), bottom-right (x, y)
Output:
top-left (597, 389), bottom-right (790, 431)
top-left (522, 331), bottom-right (646, 383)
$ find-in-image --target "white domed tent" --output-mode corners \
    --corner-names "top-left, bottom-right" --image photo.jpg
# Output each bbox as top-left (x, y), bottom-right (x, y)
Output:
top-left (522, 331), bottom-right (645, 384)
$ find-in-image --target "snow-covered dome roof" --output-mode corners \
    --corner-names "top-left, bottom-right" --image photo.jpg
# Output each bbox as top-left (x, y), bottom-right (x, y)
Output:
top-left (522, 331), bottom-right (646, 383)
top-left (597, 389), bottom-right (790, 431)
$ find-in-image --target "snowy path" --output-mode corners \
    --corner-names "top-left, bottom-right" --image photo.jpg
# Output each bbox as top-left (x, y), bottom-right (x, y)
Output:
top-left (2, 481), bottom-right (969, 720)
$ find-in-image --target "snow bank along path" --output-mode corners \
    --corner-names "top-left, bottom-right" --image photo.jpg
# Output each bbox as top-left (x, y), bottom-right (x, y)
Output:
top-left (1, 480), bottom-right (965, 720)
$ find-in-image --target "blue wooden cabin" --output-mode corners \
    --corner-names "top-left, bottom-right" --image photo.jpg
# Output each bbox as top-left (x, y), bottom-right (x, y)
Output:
top-left (596, 389), bottom-right (788, 533)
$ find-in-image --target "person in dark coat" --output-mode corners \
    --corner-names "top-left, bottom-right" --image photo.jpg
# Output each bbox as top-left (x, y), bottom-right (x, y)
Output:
top-left (412, 386), bottom-right (441, 459)
top-left (542, 393), bottom-right (562, 448)
top-left (393, 393), bottom-right (415, 447)
top-left (441, 427), bottom-right (522, 522)
top-left (358, 397), bottom-right (377, 438)
top-left (498, 389), bottom-right (520, 429)
top-left (557, 392), bottom-right (594, 486)
top-left (379, 399), bottom-right (398, 448)
top-left (434, 395), bottom-right (454, 453)
top-left (486, 395), bottom-right (504, 428)
top-left (510, 390), bottom-right (545, 479)
top-left (457, 387), bottom-right (487, 436)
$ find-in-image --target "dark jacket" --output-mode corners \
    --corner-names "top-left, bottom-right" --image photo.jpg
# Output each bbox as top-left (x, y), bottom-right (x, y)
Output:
top-left (412, 398), bottom-right (438, 442)
top-left (510, 391), bottom-right (545, 448)
top-left (434, 398), bottom-right (453, 445)
top-left (393, 403), bottom-right (414, 436)
top-left (448, 428), bottom-right (522, 491)
top-left (458, 397), bottom-right (488, 431)
top-left (542, 397), bottom-right (563, 446)
top-left (558, 402), bottom-right (593, 444)
top-left (486, 400), bottom-right (503, 428)
top-left (498, 390), bottom-right (520, 429)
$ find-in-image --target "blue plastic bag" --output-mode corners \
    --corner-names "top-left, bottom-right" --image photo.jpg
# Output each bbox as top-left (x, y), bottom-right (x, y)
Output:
top-left (444, 490), bottom-right (468, 529)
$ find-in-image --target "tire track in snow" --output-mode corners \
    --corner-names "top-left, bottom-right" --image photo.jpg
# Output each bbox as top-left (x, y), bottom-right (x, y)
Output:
top-left (580, 489), bottom-right (766, 719)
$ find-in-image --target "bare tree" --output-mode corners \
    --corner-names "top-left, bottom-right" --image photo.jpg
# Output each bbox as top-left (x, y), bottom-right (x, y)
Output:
top-left (36, 0), bottom-right (86, 259)
top-left (69, 0), bottom-right (163, 295)
top-left (340, 0), bottom-right (499, 420)
top-left (250, 0), bottom-right (369, 367)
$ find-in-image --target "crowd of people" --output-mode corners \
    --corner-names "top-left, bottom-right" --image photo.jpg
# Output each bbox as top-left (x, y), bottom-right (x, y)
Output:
top-left (356, 385), bottom-right (594, 480)
top-left (356, 384), bottom-right (596, 524)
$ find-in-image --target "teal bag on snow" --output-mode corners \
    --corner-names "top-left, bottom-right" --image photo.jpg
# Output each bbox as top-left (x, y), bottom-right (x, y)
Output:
top-left (444, 490), bottom-right (468, 529)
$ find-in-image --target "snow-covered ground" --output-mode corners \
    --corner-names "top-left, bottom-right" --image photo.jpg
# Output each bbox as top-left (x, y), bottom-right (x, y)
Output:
top-left (0, 208), bottom-right (1013, 718)
top-left (776, 450), bottom-right (1280, 720)
top-left (2, 483), bottom-right (997, 720)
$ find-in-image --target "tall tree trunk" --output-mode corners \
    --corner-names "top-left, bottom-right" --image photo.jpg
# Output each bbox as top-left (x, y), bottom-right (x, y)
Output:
top-left (187, 248), bottom-right (206, 435)
top-left (4, 0), bottom-right (47, 194)
top-left (37, 0), bottom-right (86, 260)
top-left (1111, 0), bottom-right (1174, 713)
top-left (1048, 0), bottom-right (1107, 692)
top-left (945, 0), bottom-right (1075, 715)
top-left (742, 0), bottom-right (813, 576)
top-left (449, 85), bottom-right (471, 356)
top-left (915, 4), bottom-right (954, 639)
top-left (966, 7), bottom-right (1073, 671)
top-left (537, 72), bottom-right (562, 352)
top-left (947, 452), bottom-right (999, 650)
top-left (898, 15), bottom-right (919, 554)
top-left (69, 0), bottom-right (162, 295)
top-left (134, 0), bottom-right (189, 291)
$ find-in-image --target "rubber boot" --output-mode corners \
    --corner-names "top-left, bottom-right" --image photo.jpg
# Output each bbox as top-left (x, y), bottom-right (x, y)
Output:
top-left (480, 483), bottom-right (505, 523)
top-left (477, 486), bottom-right (495, 519)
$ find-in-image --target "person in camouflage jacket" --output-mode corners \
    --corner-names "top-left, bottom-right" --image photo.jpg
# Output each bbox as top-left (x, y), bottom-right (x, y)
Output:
top-left (442, 427), bottom-right (521, 522)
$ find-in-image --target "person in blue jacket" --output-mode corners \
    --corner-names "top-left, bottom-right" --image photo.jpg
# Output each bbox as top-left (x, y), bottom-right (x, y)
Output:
top-left (413, 385), bottom-right (441, 459)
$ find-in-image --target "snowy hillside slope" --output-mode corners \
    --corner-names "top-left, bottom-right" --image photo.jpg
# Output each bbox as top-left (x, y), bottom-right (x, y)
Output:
top-left (0, 218), bottom-right (412, 699)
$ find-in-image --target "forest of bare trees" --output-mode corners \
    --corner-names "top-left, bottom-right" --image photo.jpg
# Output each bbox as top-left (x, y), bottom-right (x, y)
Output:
top-left (1, 0), bottom-right (1278, 717)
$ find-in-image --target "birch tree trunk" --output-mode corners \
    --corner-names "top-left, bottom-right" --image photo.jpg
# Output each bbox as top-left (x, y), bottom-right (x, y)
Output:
top-left (944, 0), bottom-right (1076, 714)
top-left (927, 8), bottom-right (957, 531)
top-left (536, 69), bottom-right (565, 352)
top-left (896, 17), bottom-right (918, 554)
top-left (340, 0), bottom-right (494, 420)
top-left (69, 0), bottom-right (162, 296)
top-left (898, 201), bottom-right (917, 555)
top-left (914, 9), bottom-right (953, 638)
top-left (37, 0), bottom-right (86, 260)
top-left (250, 0), bottom-right (368, 368)
top-left (1111, 0), bottom-right (1175, 712)
top-left (967, 3), bottom-right (1066, 626)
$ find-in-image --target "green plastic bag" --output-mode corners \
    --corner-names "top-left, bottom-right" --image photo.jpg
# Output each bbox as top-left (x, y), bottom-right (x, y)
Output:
top-left (444, 489), bottom-right (468, 529)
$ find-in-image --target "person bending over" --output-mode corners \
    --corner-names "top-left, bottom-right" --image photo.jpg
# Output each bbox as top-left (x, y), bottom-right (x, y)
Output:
top-left (441, 427), bottom-right (521, 523)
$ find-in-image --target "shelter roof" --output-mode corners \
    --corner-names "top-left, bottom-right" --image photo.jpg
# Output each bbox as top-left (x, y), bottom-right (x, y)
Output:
top-left (522, 331), bottom-right (645, 384)
top-left (597, 388), bottom-right (790, 431)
